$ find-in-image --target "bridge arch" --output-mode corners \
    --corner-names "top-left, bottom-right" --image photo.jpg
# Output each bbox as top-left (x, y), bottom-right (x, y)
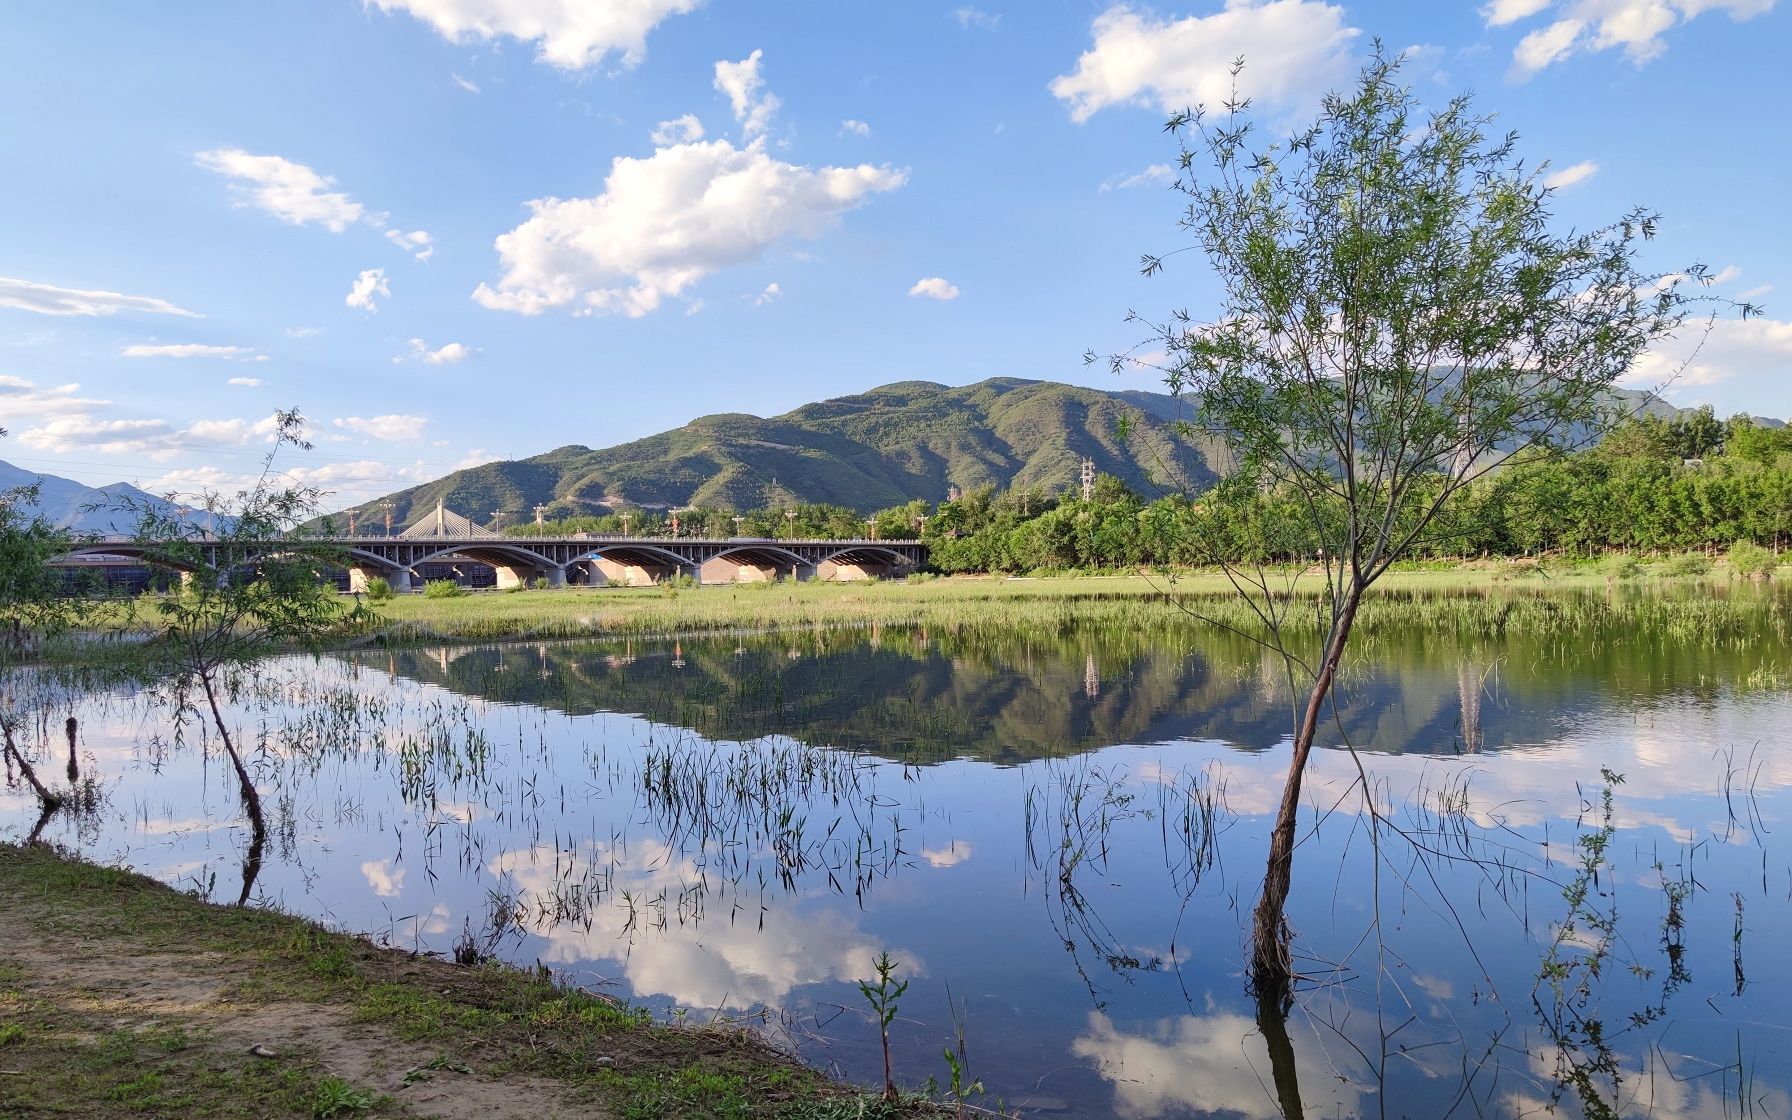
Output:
top-left (815, 545), bottom-right (917, 582)
top-left (700, 543), bottom-right (813, 585)
top-left (575, 543), bottom-right (697, 587)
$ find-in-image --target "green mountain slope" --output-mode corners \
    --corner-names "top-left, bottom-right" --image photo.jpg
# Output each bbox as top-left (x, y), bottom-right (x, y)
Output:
top-left (340, 377), bottom-right (1782, 526)
top-left (344, 378), bottom-right (1229, 524)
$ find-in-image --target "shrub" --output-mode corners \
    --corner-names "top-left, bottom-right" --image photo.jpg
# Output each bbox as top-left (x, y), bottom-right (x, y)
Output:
top-left (1600, 553), bottom-right (1641, 581)
top-left (1658, 553), bottom-right (1710, 578)
top-left (1728, 540), bottom-right (1776, 580)
top-left (528, 576), bottom-right (551, 590)
top-left (362, 576), bottom-right (394, 601)
top-left (423, 579), bottom-right (465, 599)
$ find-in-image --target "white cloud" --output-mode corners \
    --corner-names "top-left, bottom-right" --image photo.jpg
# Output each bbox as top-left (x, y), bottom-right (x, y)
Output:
top-left (403, 338), bottom-right (475, 364)
top-left (121, 343), bottom-right (257, 360)
top-left (474, 140), bottom-right (906, 317)
top-left (11, 409), bottom-right (284, 459)
top-left (145, 458), bottom-right (441, 507)
top-left (384, 228), bottom-right (435, 262)
top-left (650, 114), bottom-right (705, 145)
top-left (0, 376), bottom-right (112, 422)
top-left (178, 415), bottom-right (284, 447)
top-left (490, 839), bottom-right (921, 1009)
top-left (909, 276), bottom-right (961, 301)
top-left (1483, 0), bottom-right (1553, 24)
top-left (1499, 0), bottom-right (1773, 77)
top-left (1513, 17), bottom-right (1586, 72)
top-left (1100, 163), bottom-right (1175, 193)
top-left (683, 298), bottom-right (705, 316)
top-left (840, 118), bottom-right (872, 137)
top-left (361, 859), bottom-right (407, 898)
top-left (195, 149), bottom-right (365, 231)
top-left (1543, 159), bottom-right (1599, 189)
top-left (18, 416), bottom-right (176, 457)
top-left (345, 268), bottom-right (390, 313)
top-left (753, 281), bottom-right (781, 306)
top-left (1709, 264), bottom-right (1742, 285)
top-left (1738, 282), bottom-right (1774, 301)
top-left (1050, 2), bottom-right (1359, 123)
top-left (369, 0), bottom-right (701, 69)
top-left (1073, 1011), bottom-right (1363, 1119)
top-left (953, 6), bottom-right (1001, 30)
top-left (226, 377), bottom-right (264, 387)
top-left (284, 326), bottom-right (322, 338)
top-left (333, 414), bottom-right (429, 441)
top-left (452, 72), bottom-right (481, 93)
top-left (714, 49), bottom-right (780, 138)
top-left (921, 842), bottom-right (972, 868)
top-left (0, 275), bottom-right (199, 319)
top-left (1620, 315), bottom-right (1792, 394)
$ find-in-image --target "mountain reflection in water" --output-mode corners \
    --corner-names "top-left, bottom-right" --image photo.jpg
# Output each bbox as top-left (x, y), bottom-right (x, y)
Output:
top-left (6, 598), bottom-right (1790, 1118)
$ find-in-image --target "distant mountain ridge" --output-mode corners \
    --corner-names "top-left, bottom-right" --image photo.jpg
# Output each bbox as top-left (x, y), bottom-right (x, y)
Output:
top-left (338, 377), bottom-right (1786, 523)
top-left (0, 461), bottom-right (189, 535)
top-left (344, 378), bottom-right (1235, 524)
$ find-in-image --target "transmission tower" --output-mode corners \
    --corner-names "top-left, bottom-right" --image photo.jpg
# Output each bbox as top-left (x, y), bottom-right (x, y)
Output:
top-left (1081, 457), bottom-right (1095, 502)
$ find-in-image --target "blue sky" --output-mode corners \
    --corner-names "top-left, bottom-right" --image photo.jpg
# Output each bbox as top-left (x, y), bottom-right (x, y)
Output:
top-left (1, 0), bottom-right (1786, 510)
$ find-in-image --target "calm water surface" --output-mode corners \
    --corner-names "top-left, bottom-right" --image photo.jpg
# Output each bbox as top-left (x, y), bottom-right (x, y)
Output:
top-left (5, 591), bottom-right (1790, 1118)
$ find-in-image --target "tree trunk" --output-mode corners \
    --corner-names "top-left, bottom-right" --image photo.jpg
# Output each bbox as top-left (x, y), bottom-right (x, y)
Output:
top-left (3, 722), bottom-right (61, 813)
top-left (197, 669), bottom-right (266, 906)
top-left (1255, 991), bottom-right (1306, 1120)
top-left (1249, 591), bottom-right (1362, 1005)
top-left (65, 716), bottom-right (78, 783)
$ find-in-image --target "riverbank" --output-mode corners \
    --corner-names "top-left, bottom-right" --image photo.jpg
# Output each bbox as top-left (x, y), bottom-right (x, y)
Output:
top-left (351, 557), bottom-right (1775, 644)
top-left (0, 844), bottom-right (937, 1119)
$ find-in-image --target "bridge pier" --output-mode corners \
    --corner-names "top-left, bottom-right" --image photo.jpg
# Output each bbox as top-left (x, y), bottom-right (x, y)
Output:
top-left (491, 563), bottom-right (565, 590)
top-left (593, 556), bottom-right (685, 587)
top-left (348, 565), bottom-right (410, 593)
top-left (817, 559), bottom-right (875, 581)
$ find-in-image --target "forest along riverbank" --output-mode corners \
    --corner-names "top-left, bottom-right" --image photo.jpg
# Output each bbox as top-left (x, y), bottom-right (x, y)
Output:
top-left (0, 844), bottom-right (943, 1120)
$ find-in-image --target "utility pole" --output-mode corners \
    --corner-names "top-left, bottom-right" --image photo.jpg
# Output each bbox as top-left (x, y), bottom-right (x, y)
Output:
top-left (1081, 457), bottom-right (1095, 502)
top-left (490, 510), bottom-right (503, 534)
top-left (347, 509), bottom-right (357, 535)
top-left (533, 504), bottom-right (547, 527)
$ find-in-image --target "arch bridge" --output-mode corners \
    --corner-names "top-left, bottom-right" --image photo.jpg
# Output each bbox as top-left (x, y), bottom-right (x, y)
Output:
top-left (63, 535), bottom-right (927, 590)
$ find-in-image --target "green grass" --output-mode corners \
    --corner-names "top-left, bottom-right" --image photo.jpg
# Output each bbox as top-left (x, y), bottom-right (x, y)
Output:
top-left (0, 1011), bottom-right (399, 1119)
top-left (0, 844), bottom-right (942, 1119)
top-left (338, 558), bottom-right (1783, 645)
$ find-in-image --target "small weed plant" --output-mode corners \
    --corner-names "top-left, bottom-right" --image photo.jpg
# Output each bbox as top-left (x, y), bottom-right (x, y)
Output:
top-left (857, 950), bottom-right (909, 1103)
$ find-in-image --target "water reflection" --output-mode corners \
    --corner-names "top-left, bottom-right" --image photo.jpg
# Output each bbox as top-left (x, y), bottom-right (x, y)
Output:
top-left (1071, 1008), bottom-right (1363, 1119)
top-left (3, 596), bottom-right (1789, 1118)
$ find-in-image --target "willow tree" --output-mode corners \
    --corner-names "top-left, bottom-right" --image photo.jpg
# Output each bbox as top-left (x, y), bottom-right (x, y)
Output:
top-left (132, 409), bottom-right (366, 903)
top-left (1120, 53), bottom-right (1744, 1003)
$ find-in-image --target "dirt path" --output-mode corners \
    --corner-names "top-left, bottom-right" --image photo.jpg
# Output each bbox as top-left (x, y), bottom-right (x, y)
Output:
top-left (0, 903), bottom-right (596, 1120)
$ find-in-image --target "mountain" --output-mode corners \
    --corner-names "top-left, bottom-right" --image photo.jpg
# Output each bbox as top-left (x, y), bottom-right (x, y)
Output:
top-left (344, 378), bottom-right (1235, 522)
top-left (0, 461), bottom-right (192, 535)
top-left (340, 378), bottom-right (1786, 524)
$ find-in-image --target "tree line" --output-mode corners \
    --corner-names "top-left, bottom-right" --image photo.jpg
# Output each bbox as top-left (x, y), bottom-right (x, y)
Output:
top-left (507, 407), bottom-right (1792, 571)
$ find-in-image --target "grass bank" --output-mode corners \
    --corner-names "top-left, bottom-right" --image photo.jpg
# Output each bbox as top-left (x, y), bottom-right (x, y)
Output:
top-left (0, 844), bottom-right (937, 1119)
top-left (349, 557), bottom-right (1779, 645)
